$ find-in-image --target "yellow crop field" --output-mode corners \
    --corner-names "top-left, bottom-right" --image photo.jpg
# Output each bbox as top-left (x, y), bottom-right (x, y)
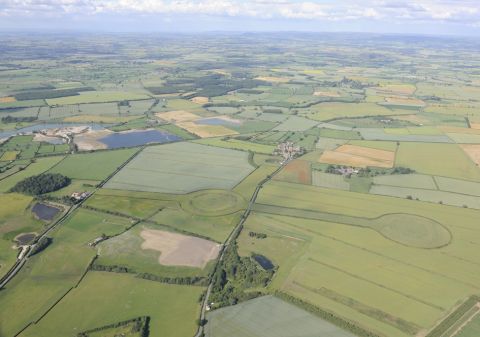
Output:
top-left (319, 144), bottom-right (395, 168)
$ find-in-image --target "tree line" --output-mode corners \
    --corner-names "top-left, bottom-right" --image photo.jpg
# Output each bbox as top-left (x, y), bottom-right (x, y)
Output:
top-left (10, 173), bottom-right (71, 195)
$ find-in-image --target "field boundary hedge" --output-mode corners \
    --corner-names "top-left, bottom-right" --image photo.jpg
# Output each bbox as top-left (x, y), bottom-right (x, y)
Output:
top-left (76, 316), bottom-right (150, 337)
top-left (274, 291), bottom-right (383, 337)
top-left (425, 295), bottom-right (480, 337)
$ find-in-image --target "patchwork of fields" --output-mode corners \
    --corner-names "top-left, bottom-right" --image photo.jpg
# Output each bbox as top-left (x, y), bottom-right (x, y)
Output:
top-left (245, 180), bottom-right (480, 337)
top-left (105, 142), bottom-right (255, 193)
top-left (3, 34), bottom-right (480, 337)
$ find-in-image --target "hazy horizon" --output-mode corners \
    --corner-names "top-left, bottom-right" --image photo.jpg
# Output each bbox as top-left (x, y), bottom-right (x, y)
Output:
top-left (1, 0), bottom-right (480, 37)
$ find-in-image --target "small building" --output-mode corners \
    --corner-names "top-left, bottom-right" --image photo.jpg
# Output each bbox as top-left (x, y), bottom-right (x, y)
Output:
top-left (71, 191), bottom-right (90, 202)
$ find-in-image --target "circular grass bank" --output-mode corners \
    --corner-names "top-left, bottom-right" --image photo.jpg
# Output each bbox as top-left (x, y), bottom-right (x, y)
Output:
top-left (371, 213), bottom-right (451, 249)
top-left (181, 190), bottom-right (246, 216)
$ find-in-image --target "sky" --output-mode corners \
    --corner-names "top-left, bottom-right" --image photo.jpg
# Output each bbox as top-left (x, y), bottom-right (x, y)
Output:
top-left (0, 0), bottom-right (479, 36)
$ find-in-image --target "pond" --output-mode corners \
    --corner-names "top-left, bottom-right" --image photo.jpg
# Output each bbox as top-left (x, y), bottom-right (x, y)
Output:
top-left (15, 233), bottom-right (36, 245)
top-left (32, 202), bottom-right (61, 221)
top-left (252, 254), bottom-right (274, 270)
top-left (99, 129), bottom-right (181, 149)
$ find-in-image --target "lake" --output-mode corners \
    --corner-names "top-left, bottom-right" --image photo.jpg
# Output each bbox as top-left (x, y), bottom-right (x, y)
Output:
top-left (32, 202), bottom-right (61, 221)
top-left (99, 129), bottom-right (181, 149)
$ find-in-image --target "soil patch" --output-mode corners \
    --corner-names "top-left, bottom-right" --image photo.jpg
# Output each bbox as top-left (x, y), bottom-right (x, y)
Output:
top-left (140, 229), bottom-right (220, 268)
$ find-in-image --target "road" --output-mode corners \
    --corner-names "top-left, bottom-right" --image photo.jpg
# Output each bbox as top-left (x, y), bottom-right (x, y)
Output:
top-left (193, 160), bottom-right (288, 337)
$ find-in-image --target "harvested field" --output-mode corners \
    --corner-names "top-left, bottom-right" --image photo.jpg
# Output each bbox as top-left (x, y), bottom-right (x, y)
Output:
top-left (274, 159), bottom-right (312, 184)
top-left (375, 84), bottom-right (416, 95)
top-left (319, 144), bottom-right (395, 168)
top-left (0, 151), bottom-right (19, 161)
top-left (191, 96), bottom-right (209, 104)
top-left (156, 110), bottom-right (200, 123)
top-left (176, 121), bottom-right (238, 138)
top-left (393, 114), bottom-right (429, 125)
top-left (384, 96), bottom-right (425, 106)
top-left (140, 228), bottom-right (220, 268)
top-left (205, 295), bottom-right (356, 337)
top-left (105, 142), bottom-right (255, 193)
top-left (313, 91), bottom-right (340, 97)
top-left (0, 96), bottom-right (16, 103)
top-left (460, 145), bottom-right (480, 165)
top-left (255, 76), bottom-right (290, 83)
top-left (63, 115), bottom-right (139, 123)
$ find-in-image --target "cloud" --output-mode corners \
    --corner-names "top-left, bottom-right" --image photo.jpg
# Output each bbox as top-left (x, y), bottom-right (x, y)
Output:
top-left (1, 0), bottom-right (479, 26)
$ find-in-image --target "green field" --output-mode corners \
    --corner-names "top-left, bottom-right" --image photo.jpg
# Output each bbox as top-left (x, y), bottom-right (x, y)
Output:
top-left (373, 174), bottom-right (437, 189)
top-left (312, 171), bottom-right (350, 190)
top-left (0, 208), bottom-right (132, 336)
top-left (395, 143), bottom-right (480, 181)
top-left (105, 142), bottom-right (255, 193)
top-left (20, 271), bottom-right (202, 337)
top-left (455, 313), bottom-right (480, 337)
top-left (304, 102), bottom-right (401, 121)
top-left (193, 137), bottom-right (275, 154)
top-left (245, 180), bottom-right (480, 337)
top-left (46, 91), bottom-right (151, 105)
top-left (48, 148), bottom-right (137, 180)
top-left (0, 156), bottom-right (65, 192)
top-left (370, 185), bottom-right (480, 209)
top-left (0, 193), bottom-right (43, 278)
top-left (273, 115), bottom-right (318, 131)
top-left (206, 295), bottom-right (356, 337)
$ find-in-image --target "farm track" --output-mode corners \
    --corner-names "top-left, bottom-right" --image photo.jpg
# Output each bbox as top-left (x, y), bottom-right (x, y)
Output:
top-left (194, 160), bottom-right (288, 337)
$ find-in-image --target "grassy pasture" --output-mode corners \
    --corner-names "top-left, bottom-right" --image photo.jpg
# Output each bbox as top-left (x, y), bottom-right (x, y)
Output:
top-left (370, 185), bottom-right (480, 209)
top-left (359, 128), bottom-right (452, 143)
top-left (0, 156), bottom-right (64, 192)
top-left (105, 142), bottom-right (255, 194)
top-left (0, 208), bottom-right (132, 337)
top-left (46, 91), bottom-right (151, 105)
top-left (455, 313), bottom-right (480, 337)
top-left (247, 180), bottom-right (480, 337)
top-left (373, 174), bottom-right (437, 189)
top-left (273, 115), bottom-right (318, 131)
top-left (84, 192), bottom-right (165, 219)
top-left (304, 102), bottom-right (401, 121)
top-left (193, 137), bottom-right (275, 154)
top-left (205, 295), bottom-right (356, 337)
top-left (0, 193), bottom-right (43, 279)
top-left (20, 272), bottom-right (202, 337)
top-left (48, 148), bottom-right (137, 181)
top-left (395, 143), bottom-right (480, 181)
top-left (95, 223), bottom-right (216, 277)
top-left (312, 171), bottom-right (350, 190)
